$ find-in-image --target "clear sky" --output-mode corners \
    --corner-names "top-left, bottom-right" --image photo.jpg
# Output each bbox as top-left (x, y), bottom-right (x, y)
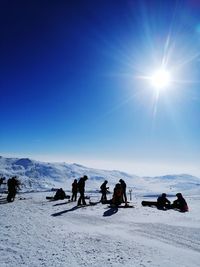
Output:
top-left (1, 0), bottom-right (200, 176)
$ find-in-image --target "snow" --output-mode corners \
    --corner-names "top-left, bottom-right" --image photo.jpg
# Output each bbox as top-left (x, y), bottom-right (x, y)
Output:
top-left (1, 192), bottom-right (200, 267)
top-left (0, 156), bottom-right (200, 266)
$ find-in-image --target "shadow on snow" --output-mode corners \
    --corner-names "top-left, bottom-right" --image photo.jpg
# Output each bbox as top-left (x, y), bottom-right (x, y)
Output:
top-left (53, 201), bottom-right (73, 207)
top-left (51, 206), bottom-right (82, 217)
top-left (103, 207), bottom-right (118, 217)
top-left (0, 197), bottom-right (8, 205)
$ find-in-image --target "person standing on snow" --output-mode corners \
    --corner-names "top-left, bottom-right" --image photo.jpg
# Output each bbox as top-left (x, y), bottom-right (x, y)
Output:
top-left (119, 179), bottom-right (127, 205)
top-left (71, 179), bottom-right (78, 201)
top-left (77, 175), bottom-right (88, 206)
top-left (7, 176), bottom-right (20, 202)
top-left (100, 180), bottom-right (109, 203)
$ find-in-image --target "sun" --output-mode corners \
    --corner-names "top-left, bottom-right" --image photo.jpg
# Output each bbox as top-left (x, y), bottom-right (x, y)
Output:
top-left (151, 69), bottom-right (171, 90)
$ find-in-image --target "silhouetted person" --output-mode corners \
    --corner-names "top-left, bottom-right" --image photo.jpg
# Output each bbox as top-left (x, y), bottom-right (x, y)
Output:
top-left (171, 193), bottom-right (188, 212)
top-left (54, 188), bottom-right (66, 200)
top-left (71, 179), bottom-right (78, 201)
top-left (7, 176), bottom-right (20, 202)
top-left (100, 180), bottom-right (109, 203)
top-left (119, 179), bottom-right (127, 204)
top-left (157, 193), bottom-right (171, 210)
top-left (77, 175), bottom-right (88, 206)
top-left (112, 183), bottom-right (123, 206)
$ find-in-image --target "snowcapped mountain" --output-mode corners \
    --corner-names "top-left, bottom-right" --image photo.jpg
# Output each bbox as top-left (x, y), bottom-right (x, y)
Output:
top-left (0, 156), bottom-right (137, 192)
top-left (0, 156), bottom-right (200, 195)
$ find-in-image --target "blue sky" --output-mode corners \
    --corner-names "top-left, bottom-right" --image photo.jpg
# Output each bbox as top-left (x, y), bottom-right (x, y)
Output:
top-left (0, 0), bottom-right (200, 176)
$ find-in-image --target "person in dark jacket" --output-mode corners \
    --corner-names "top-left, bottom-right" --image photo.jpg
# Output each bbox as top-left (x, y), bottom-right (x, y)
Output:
top-left (157, 193), bottom-right (171, 210)
top-left (119, 179), bottom-right (127, 205)
top-left (77, 175), bottom-right (88, 206)
top-left (54, 188), bottom-right (66, 200)
top-left (71, 179), bottom-right (78, 201)
top-left (7, 176), bottom-right (20, 202)
top-left (112, 183), bottom-right (123, 206)
top-left (171, 193), bottom-right (188, 212)
top-left (100, 180), bottom-right (109, 203)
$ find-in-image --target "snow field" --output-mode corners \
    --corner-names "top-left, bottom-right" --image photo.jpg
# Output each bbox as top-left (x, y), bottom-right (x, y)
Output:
top-left (1, 192), bottom-right (200, 267)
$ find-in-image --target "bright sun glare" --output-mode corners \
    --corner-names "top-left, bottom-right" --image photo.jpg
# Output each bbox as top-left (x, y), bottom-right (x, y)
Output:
top-left (151, 69), bottom-right (171, 90)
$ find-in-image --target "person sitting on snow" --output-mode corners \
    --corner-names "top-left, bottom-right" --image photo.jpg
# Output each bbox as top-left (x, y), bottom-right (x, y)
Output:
top-left (157, 193), bottom-right (171, 210)
top-left (171, 193), bottom-right (188, 212)
top-left (112, 183), bottom-right (123, 206)
top-left (54, 188), bottom-right (66, 200)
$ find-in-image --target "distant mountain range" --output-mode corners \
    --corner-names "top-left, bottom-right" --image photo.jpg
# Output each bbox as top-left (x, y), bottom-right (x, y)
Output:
top-left (0, 156), bottom-right (200, 195)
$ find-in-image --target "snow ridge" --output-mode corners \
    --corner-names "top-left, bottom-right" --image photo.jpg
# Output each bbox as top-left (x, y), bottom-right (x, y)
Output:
top-left (0, 156), bottom-right (200, 195)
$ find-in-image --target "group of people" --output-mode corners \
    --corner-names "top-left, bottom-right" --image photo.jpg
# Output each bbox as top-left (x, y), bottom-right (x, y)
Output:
top-left (53, 176), bottom-right (88, 205)
top-left (100, 179), bottom-right (128, 206)
top-left (156, 192), bottom-right (188, 212)
top-left (2, 175), bottom-right (189, 212)
top-left (70, 176), bottom-right (189, 212)
top-left (66, 176), bottom-right (128, 207)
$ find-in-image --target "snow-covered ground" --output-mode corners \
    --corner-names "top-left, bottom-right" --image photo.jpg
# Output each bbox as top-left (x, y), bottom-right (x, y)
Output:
top-left (1, 191), bottom-right (200, 267)
top-left (1, 156), bottom-right (200, 266)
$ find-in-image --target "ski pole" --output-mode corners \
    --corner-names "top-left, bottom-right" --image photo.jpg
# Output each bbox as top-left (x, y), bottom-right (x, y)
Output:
top-left (129, 189), bottom-right (132, 201)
